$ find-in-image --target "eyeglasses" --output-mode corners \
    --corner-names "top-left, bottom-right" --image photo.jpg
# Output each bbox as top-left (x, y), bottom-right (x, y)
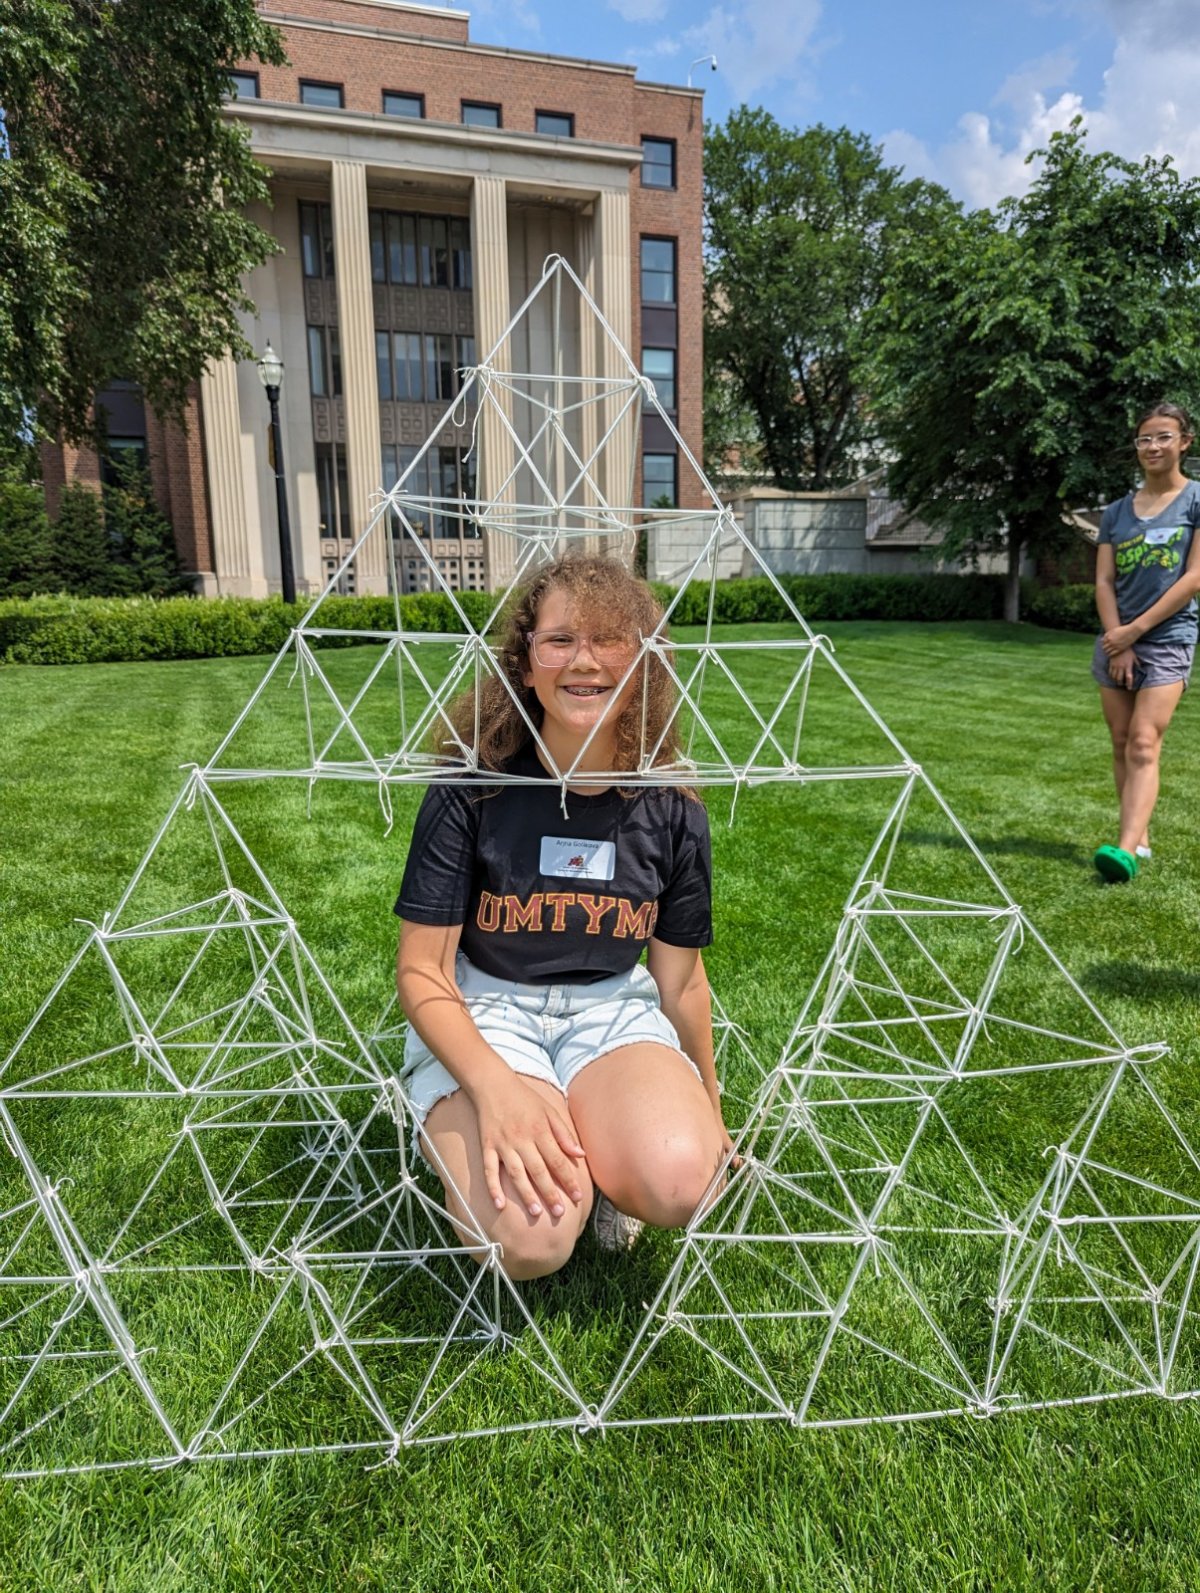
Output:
top-left (525, 629), bottom-right (638, 668)
top-left (1134, 432), bottom-right (1182, 449)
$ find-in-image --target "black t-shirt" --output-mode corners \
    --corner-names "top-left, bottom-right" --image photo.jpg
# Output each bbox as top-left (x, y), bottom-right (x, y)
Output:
top-left (394, 745), bottom-right (712, 984)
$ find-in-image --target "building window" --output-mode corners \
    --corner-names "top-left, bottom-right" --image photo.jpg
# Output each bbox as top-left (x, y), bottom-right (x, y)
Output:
top-left (383, 444), bottom-right (477, 547)
top-left (100, 437), bottom-right (149, 491)
top-left (383, 90), bottom-right (424, 119)
top-left (641, 348), bottom-right (676, 412)
top-left (376, 332), bottom-right (476, 404)
top-left (641, 137), bottom-right (676, 189)
top-left (451, 218), bottom-right (473, 290)
top-left (420, 216), bottom-right (450, 288)
top-left (383, 444), bottom-right (428, 536)
top-left (461, 100), bottom-right (501, 129)
top-left (315, 440), bottom-right (351, 539)
top-left (643, 452), bottom-right (677, 508)
top-left (393, 333), bottom-right (424, 401)
top-left (374, 331), bottom-right (392, 401)
top-left (307, 325), bottom-right (341, 398)
top-left (299, 202), bottom-right (335, 279)
top-left (309, 325), bottom-right (328, 397)
top-left (458, 334), bottom-right (477, 401)
top-left (300, 80), bottom-right (344, 110)
top-left (424, 334), bottom-right (455, 402)
top-left (640, 236), bottom-right (677, 305)
top-left (227, 71), bottom-right (259, 100)
top-left (369, 208), bottom-right (471, 290)
top-left (536, 110), bottom-right (574, 138)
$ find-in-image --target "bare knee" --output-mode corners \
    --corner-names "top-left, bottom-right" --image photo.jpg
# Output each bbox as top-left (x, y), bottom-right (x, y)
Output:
top-left (621, 1134), bottom-right (724, 1230)
top-left (496, 1210), bottom-right (582, 1279)
top-left (448, 1199), bottom-right (582, 1281)
top-left (1126, 729), bottom-right (1162, 769)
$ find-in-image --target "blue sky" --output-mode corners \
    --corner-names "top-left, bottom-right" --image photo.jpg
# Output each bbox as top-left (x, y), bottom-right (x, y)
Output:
top-left (459, 0), bottom-right (1200, 206)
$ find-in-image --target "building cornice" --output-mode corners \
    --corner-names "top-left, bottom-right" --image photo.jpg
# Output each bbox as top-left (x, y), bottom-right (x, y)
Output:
top-left (323, 0), bottom-right (470, 16)
top-left (259, 9), bottom-right (644, 78)
top-left (230, 98), bottom-right (642, 168)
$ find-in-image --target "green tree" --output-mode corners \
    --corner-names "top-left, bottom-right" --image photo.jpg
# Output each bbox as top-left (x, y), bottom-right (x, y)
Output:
top-left (105, 462), bottom-right (185, 597)
top-left (48, 480), bottom-right (111, 594)
top-left (0, 470), bottom-right (51, 596)
top-left (704, 110), bottom-right (955, 491)
top-left (868, 121), bottom-right (1200, 622)
top-left (0, 0), bottom-right (285, 455)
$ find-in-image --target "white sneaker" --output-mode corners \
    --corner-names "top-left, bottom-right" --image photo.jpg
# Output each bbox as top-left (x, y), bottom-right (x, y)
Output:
top-left (1136, 845), bottom-right (1153, 860)
top-left (590, 1191), bottom-right (643, 1253)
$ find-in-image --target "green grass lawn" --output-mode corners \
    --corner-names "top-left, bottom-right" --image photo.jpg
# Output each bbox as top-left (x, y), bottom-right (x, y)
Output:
top-left (1, 620), bottom-right (1199, 1591)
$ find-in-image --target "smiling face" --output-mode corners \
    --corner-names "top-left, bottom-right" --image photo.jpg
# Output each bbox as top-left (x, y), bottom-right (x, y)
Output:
top-left (1134, 414), bottom-right (1193, 478)
top-left (521, 586), bottom-right (639, 769)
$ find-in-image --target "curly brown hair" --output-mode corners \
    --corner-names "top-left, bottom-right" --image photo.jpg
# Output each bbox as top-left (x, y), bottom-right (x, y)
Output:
top-left (444, 553), bottom-right (686, 777)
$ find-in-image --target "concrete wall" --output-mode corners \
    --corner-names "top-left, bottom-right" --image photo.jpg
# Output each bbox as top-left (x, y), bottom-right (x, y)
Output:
top-left (738, 496), bottom-right (1017, 579)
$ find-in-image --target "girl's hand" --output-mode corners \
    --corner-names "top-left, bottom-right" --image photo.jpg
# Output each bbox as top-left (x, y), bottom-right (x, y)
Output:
top-left (1107, 647), bottom-right (1138, 689)
top-left (712, 1095), bottom-right (742, 1171)
top-left (472, 1076), bottom-right (586, 1219)
top-left (1101, 622), bottom-right (1140, 657)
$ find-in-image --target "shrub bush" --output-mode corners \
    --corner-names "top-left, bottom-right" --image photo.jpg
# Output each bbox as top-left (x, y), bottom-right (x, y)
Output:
top-left (0, 573), bottom-right (1097, 667)
top-left (1022, 582), bottom-right (1096, 633)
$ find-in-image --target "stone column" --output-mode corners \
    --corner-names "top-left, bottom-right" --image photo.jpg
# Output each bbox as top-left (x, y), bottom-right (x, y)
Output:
top-left (201, 354), bottom-right (267, 597)
top-left (470, 174), bottom-right (517, 591)
top-left (594, 188), bottom-right (635, 518)
top-left (574, 210), bottom-right (603, 555)
top-left (331, 159), bottom-right (386, 594)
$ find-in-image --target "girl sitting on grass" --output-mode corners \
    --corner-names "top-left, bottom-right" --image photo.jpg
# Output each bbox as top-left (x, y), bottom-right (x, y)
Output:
top-left (1093, 401), bottom-right (1200, 883)
top-left (394, 554), bottom-right (733, 1278)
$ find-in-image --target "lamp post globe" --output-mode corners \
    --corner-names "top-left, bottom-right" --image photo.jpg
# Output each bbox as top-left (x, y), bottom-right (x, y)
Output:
top-left (257, 342), bottom-right (296, 604)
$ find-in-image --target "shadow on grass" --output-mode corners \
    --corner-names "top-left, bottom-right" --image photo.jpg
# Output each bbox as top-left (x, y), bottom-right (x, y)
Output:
top-left (902, 829), bottom-right (1089, 866)
top-left (1083, 961), bottom-right (1200, 1004)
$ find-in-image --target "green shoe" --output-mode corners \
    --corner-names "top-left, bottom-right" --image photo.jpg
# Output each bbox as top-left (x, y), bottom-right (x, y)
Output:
top-left (1094, 844), bottom-right (1138, 883)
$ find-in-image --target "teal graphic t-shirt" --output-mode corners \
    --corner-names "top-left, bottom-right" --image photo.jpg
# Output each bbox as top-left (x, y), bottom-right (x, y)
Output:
top-left (1098, 479), bottom-right (1200, 645)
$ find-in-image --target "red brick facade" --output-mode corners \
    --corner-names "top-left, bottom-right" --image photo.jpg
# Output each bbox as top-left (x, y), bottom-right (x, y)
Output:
top-left (44, 0), bottom-right (707, 580)
top-left (250, 0), bottom-right (706, 509)
top-left (144, 387), bottom-right (213, 576)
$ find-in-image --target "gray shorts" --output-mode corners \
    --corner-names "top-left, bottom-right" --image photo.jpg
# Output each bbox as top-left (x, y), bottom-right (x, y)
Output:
top-left (401, 953), bottom-right (700, 1130)
top-left (1091, 634), bottom-right (1195, 692)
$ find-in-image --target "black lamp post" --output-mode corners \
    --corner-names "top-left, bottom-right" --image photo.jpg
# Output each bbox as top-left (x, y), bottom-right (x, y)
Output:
top-left (257, 341), bottom-right (297, 603)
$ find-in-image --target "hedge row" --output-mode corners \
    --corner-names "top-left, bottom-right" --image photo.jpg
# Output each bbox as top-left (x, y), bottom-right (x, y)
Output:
top-left (652, 572), bottom-right (1005, 626)
top-left (0, 574), bottom-right (1099, 667)
top-left (0, 591), bottom-right (496, 666)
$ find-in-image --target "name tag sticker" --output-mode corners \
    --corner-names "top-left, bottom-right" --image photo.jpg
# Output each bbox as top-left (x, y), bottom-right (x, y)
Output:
top-left (540, 836), bottom-right (616, 882)
top-left (1145, 525), bottom-right (1180, 545)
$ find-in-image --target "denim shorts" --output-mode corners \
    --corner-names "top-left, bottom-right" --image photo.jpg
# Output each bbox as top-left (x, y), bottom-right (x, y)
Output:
top-left (1091, 634), bottom-right (1195, 691)
top-left (401, 954), bottom-right (700, 1128)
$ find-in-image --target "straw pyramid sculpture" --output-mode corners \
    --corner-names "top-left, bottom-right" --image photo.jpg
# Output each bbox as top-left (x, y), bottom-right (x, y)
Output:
top-left (3, 256), bottom-right (1198, 1476)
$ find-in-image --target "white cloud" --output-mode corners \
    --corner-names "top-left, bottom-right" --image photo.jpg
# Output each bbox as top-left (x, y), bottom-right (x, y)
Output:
top-left (607, 0), bottom-right (670, 21)
top-left (646, 0), bottom-right (822, 102)
top-left (884, 10), bottom-right (1200, 206)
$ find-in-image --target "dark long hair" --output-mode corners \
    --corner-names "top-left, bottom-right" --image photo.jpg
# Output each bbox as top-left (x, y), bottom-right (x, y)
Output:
top-left (1134, 400), bottom-right (1195, 439)
top-left (444, 554), bottom-right (687, 777)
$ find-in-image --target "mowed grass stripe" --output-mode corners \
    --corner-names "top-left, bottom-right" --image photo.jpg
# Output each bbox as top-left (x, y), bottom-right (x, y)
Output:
top-left (0, 620), bottom-right (1198, 1591)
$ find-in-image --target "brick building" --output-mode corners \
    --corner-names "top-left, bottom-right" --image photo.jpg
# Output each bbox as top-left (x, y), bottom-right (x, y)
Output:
top-left (44, 0), bottom-right (706, 596)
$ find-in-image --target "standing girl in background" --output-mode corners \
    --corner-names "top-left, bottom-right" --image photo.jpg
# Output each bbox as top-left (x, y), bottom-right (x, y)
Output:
top-left (394, 555), bottom-right (732, 1279)
top-left (1093, 402), bottom-right (1200, 882)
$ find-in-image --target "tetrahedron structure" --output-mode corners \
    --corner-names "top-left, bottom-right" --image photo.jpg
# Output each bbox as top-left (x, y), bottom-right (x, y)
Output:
top-left (3, 254), bottom-right (1197, 1473)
